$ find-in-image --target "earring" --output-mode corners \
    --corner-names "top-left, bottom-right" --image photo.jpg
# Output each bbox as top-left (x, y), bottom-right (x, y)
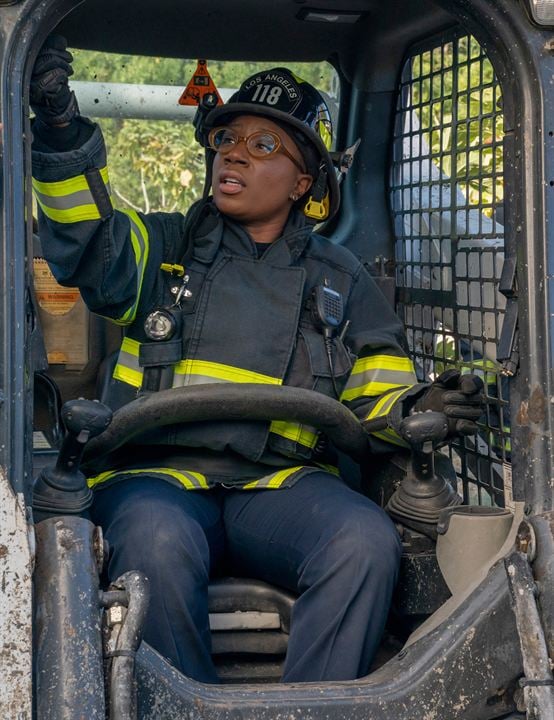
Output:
top-left (289, 193), bottom-right (299, 201)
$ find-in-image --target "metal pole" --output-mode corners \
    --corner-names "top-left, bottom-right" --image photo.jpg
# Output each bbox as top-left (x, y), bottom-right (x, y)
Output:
top-left (505, 551), bottom-right (554, 719)
top-left (72, 81), bottom-right (234, 121)
top-left (34, 516), bottom-right (105, 719)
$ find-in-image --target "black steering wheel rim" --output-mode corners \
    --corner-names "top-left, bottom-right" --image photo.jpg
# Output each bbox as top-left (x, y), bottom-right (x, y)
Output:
top-left (82, 383), bottom-right (368, 467)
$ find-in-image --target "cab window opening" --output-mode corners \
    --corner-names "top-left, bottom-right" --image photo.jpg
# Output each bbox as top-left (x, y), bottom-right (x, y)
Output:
top-left (390, 29), bottom-right (509, 509)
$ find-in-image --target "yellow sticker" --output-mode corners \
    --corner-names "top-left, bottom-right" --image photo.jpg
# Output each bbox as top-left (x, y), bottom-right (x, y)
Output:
top-left (33, 258), bottom-right (80, 316)
top-left (33, 258), bottom-right (89, 367)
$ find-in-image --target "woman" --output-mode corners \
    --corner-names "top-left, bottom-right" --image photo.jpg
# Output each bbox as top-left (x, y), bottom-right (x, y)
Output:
top-left (31, 39), bottom-right (483, 683)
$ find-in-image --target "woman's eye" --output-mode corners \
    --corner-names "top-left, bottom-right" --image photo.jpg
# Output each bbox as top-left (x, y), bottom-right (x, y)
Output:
top-left (220, 133), bottom-right (237, 146)
top-left (254, 135), bottom-right (275, 153)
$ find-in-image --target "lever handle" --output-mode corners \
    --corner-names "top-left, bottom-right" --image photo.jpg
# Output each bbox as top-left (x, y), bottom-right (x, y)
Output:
top-left (57, 399), bottom-right (112, 474)
top-left (399, 411), bottom-right (449, 482)
top-left (33, 399), bottom-right (112, 519)
top-left (399, 411), bottom-right (448, 450)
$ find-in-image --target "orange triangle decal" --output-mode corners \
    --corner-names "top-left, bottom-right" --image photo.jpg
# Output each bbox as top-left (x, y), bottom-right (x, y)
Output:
top-left (179, 60), bottom-right (223, 106)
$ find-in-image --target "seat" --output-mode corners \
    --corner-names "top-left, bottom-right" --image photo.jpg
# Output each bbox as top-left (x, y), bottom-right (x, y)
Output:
top-left (208, 578), bottom-right (295, 682)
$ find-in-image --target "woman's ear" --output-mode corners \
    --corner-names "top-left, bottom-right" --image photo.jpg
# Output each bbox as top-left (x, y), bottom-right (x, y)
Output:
top-left (294, 173), bottom-right (313, 198)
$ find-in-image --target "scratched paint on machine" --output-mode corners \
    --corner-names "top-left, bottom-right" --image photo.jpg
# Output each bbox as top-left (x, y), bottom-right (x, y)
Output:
top-left (0, 468), bottom-right (33, 719)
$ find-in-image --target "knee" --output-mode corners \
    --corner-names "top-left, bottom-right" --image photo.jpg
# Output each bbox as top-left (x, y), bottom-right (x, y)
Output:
top-left (104, 494), bottom-right (210, 580)
top-left (324, 505), bottom-right (402, 583)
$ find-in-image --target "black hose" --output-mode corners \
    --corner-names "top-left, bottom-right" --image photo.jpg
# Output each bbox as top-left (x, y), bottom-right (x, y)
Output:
top-left (83, 384), bottom-right (368, 466)
top-left (107, 571), bottom-right (150, 720)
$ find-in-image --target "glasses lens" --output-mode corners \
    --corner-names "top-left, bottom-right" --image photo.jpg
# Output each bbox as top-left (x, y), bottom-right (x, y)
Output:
top-left (208, 128), bottom-right (280, 158)
top-left (210, 128), bottom-right (238, 152)
top-left (247, 132), bottom-right (279, 157)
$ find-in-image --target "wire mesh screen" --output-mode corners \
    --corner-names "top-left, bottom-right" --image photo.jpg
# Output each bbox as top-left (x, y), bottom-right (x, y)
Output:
top-left (391, 32), bottom-right (510, 507)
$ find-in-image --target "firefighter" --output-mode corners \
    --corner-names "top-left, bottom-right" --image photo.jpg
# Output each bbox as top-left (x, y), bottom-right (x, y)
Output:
top-left (30, 37), bottom-right (483, 683)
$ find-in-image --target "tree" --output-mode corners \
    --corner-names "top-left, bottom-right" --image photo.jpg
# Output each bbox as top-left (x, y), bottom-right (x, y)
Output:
top-left (71, 51), bottom-right (336, 213)
top-left (409, 34), bottom-right (504, 216)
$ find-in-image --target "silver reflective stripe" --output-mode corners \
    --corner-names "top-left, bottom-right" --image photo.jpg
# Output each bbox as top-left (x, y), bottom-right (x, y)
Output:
top-left (87, 467), bottom-right (209, 490)
top-left (242, 466), bottom-right (307, 489)
top-left (32, 167), bottom-right (112, 224)
top-left (34, 185), bottom-right (112, 212)
top-left (112, 210), bottom-right (150, 326)
top-left (172, 372), bottom-right (228, 388)
top-left (173, 359), bottom-right (281, 386)
top-left (341, 355), bottom-right (417, 401)
top-left (113, 337), bottom-right (142, 387)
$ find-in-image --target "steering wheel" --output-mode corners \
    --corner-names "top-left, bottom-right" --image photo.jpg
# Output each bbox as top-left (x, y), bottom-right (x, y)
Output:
top-left (82, 383), bottom-right (369, 468)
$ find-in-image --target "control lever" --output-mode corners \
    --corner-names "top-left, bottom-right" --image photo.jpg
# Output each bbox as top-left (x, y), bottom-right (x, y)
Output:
top-left (386, 411), bottom-right (461, 538)
top-left (33, 399), bottom-right (113, 520)
top-left (399, 411), bottom-right (448, 481)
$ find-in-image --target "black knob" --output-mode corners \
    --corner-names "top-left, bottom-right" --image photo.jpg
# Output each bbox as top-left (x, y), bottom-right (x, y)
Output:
top-left (33, 400), bottom-right (112, 520)
top-left (399, 411), bottom-right (448, 449)
top-left (61, 399), bottom-right (113, 441)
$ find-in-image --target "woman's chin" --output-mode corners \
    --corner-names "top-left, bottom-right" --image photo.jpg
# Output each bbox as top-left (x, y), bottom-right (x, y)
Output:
top-left (213, 195), bottom-right (248, 221)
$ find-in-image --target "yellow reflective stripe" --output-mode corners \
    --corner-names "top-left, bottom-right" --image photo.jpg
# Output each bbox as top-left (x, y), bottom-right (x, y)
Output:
top-left (35, 202), bottom-right (107, 223)
top-left (242, 466), bottom-right (306, 490)
top-left (112, 344), bottom-right (282, 391)
top-left (33, 167), bottom-right (110, 196)
top-left (113, 337), bottom-right (143, 387)
top-left (371, 428), bottom-right (409, 448)
top-left (113, 210), bottom-right (150, 326)
top-left (315, 462), bottom-right (340, 476)
top-left (33, 167), bottom-right (112, 224)
top-left (351, 354), bottom-right (416, 376)
top-left (365, 386), bottom-right (410, 421)
top-left (269, 420), bottom-right (318, 449)
top-left (364, 387), bottom-right (412, 448)
top-left (113, 363), bottom-right (142, 387)
top-left (87, 467), bottom-right (209, 490)
top-left (174, 359), bottom-right (281, 386)
top-left (341, 355), bottom-right (417, 401)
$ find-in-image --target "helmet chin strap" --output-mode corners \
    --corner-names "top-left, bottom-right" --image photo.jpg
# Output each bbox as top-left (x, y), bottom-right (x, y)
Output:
top-left (304, 165), bottom-right (330, 222)
top-left (303, 140), bottom-right (361, 222)
top-left (202, 148), bottom-right (216, 200)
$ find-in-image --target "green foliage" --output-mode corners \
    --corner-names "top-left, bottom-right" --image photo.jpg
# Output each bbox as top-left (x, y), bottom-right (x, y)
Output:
top-left (71, 51), bottom-right (335, 213)
top-left (99, 117), bottom-right (206, 212)
top-left (409, 35), bottom-right (504, 215)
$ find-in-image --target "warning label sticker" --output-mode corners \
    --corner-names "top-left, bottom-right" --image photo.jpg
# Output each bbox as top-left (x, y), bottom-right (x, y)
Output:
top-left (33, 258), bottom-right (88, 366)
top-left (33, 259), bottom-right (80, 316)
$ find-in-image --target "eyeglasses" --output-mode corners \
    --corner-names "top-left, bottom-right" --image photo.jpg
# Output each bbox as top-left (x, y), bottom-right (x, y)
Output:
top-left (207, 126), bottom-right (306, 172)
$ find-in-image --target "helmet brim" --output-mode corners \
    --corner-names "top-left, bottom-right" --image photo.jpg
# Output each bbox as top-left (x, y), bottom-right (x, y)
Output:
top-left (204, 103), bottom-right (340, 222)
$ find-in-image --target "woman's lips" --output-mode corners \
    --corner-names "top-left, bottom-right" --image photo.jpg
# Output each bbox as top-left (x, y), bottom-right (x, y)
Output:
top-left (218, 173), bottom-right (245, 195)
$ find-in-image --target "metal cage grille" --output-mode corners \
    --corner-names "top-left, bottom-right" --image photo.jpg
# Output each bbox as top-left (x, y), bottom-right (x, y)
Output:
top-left (391, 31), bottom-right (510, 507)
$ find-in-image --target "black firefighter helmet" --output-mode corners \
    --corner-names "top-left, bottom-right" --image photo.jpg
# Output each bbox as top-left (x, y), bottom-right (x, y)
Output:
top-left (198, 67), bottom-right (340, 223)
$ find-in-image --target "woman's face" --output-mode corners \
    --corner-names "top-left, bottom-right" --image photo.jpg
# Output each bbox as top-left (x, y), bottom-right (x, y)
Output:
top-left (211, 115), bottom-right (313, 236)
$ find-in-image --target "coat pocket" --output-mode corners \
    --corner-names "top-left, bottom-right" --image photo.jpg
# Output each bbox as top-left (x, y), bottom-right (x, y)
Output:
top-left (302, 327), bottom-right (354, 393)
top-left (267, 328), bottom-right (355, 461)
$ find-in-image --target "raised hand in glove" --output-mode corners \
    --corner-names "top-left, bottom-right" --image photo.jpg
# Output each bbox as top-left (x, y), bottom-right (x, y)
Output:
top-left (30, 34), bottom-right (78, 126)
top-left (415, 368), bottom-right (484, 436)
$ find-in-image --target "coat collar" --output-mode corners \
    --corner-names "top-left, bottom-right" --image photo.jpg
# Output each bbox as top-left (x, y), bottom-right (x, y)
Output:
top-left (190, 200), bottom-right (312, 266)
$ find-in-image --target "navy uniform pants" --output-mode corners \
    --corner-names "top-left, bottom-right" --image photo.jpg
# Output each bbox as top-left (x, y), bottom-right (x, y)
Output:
top-left (91, 471), bottom-right (402, 684)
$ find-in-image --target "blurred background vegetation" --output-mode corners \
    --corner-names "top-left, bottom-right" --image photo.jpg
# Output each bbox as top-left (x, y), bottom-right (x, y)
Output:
top-left (71, 51), bottom-right (335, 214)
top-left (408, 34), bottom-right (504, 216)
top-left (71, 34), bottom-right (502, 218)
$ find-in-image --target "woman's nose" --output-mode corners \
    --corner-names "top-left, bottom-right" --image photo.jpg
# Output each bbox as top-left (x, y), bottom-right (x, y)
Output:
top-left (223, 140), bottom-right (250, 164)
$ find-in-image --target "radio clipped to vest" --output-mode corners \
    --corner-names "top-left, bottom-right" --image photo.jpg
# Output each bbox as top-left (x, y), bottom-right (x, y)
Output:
top-left (310, 283), bottom-right (345, 399)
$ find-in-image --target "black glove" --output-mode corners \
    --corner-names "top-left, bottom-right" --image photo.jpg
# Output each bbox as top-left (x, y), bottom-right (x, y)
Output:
top-left (30, 35), bottom-right (78, 126)
top-left (415, 368), bottom-right (484, 436)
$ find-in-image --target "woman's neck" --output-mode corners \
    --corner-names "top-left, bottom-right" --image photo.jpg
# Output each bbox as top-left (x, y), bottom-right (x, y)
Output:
top-left (242, 217), bottom-right (287, 244)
